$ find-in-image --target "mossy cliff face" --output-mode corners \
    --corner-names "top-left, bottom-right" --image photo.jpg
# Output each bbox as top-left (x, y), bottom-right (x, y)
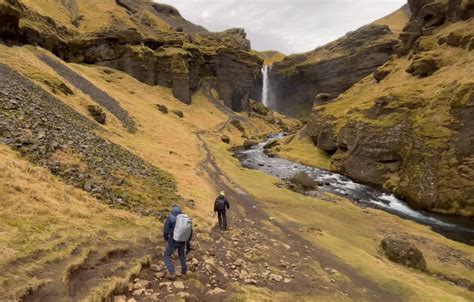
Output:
top-left (307, 0), bottom-right (474, 216)
top-left (0, 0), bottom-right (262, 111)
top-left (267, 24), bottom-right (400, 118)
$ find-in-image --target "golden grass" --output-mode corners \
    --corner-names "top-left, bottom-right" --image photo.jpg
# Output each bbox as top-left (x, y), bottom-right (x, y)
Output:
top-left (20, 0), bottom-right (171, 35)
top-left (204, 133), bottom-right (474, 301)
top-left (0, 145), bottom-right (160, 300)
top-left (373, 4), bottom-right (410, 34)
top-left (255, 50), bottom-right (286, 65)
top-left (275, 130), bottom-right (331, 169)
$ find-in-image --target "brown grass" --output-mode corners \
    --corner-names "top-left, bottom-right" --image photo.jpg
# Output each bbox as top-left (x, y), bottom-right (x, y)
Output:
top-left (0, 145), bottom-right (160, 299)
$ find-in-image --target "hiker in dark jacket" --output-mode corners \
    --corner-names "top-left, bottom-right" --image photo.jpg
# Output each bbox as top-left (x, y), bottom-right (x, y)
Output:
top-left (214, 191), bottom-right (230, 231)
top-left (163, 206), bottom-right (192, 280)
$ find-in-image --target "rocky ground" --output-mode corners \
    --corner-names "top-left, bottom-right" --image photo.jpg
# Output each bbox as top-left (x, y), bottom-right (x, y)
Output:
top-left (111, 121), bottom-right (403, 302)
top-left (0, 63), bottom-right (177, 215)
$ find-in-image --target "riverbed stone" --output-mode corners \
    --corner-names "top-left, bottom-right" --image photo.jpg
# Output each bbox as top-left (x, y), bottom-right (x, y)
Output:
top-left (289, 172), bottom-right (319, 190)
top-left (243, 139), bottom-right (258, 149)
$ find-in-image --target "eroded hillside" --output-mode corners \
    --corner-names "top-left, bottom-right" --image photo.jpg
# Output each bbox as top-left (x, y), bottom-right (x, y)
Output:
top-left (0, 0), bottom-right (263, 111)
top-left (307, 0), bottom-right (474, 216)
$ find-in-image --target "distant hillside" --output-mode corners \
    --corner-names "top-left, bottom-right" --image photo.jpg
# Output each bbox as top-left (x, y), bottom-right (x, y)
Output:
top-left (374, 4), bottom-right (412, 34)
top-left (255, 50), bottom-right (286, 65)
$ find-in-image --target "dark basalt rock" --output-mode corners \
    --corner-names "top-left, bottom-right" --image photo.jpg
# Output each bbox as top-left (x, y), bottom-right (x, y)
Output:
top-left (243, 140), bottom-right (258, 150)
top-left (172, 110), bottom-right (184, 118)
top-left (406, 53), bottom-right (440, 77)
top-left (250, 100), bottom-right (270, 116)
top-left (269, 24), bottom-right (399, 117)
top-left (87, 105), bottom-right (106, 125)
top-left (157, 104), bottom-right (169, 114)
top-left (221, 135), bottom-right (230, 144)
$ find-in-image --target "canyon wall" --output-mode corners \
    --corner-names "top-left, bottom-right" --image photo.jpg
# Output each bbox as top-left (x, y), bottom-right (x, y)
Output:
top-left (0, 0), bottom-right (262, 111)
top-left (307, 0), bottom-right (474, 216)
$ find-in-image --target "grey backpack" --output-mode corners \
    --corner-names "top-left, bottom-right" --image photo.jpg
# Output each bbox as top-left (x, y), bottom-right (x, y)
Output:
top-left (173, 214), bottom-right (192, 242)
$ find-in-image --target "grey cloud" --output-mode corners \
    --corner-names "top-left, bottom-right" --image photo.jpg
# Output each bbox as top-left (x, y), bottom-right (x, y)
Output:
top-left (159, 0), bottom-right (407, 54)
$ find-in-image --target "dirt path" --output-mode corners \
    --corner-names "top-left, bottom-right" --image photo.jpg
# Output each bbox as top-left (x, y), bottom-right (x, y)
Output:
top-left (121, 102), bottom-right (402, 301)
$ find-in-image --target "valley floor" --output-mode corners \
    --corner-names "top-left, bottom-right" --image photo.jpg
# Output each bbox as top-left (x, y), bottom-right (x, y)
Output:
top-left (1, 45), bottom-right (473, 302)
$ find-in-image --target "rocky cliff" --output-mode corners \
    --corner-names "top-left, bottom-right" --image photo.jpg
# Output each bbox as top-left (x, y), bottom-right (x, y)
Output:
top-left (0, 0), bottom-right (262, 111)
top-left (267, 6), bottom-right (410, 118)
top-left (307, 0), bottom-right (474, 216)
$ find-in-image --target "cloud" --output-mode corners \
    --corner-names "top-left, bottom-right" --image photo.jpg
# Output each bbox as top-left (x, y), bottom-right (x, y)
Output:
top-left (159, 0), bottom-right (407, 54)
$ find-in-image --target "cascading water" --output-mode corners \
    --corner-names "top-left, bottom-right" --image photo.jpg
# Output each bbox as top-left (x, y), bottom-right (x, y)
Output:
top-left (261, 65), bottom-right (270, 107)
top-left (235, 133), bottom-right (474, 245)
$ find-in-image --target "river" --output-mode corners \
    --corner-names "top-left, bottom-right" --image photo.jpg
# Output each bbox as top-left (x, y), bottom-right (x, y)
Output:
top-left (235, 133), bottom-right (474, 245)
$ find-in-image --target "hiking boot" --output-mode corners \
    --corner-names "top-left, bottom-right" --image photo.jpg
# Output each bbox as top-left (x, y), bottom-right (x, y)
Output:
top-left (167, 272), bottom-right (177, 280)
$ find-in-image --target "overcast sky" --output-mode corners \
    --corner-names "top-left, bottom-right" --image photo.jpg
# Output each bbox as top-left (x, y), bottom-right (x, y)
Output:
top-left (160, 0), bottom-right (406, 54)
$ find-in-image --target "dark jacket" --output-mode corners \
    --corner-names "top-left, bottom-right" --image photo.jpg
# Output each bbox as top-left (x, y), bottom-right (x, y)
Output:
top-left (214, 196), bottom-right (230, 212)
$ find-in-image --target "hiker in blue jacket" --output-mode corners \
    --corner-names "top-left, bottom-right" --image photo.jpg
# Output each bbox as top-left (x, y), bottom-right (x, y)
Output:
top-left (163, 206), bottom-right (192, 280)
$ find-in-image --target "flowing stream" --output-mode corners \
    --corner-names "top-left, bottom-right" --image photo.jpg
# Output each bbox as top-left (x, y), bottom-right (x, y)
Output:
top-left (236, 133), bottom-right (474, 245)
top-left (261, 65), bottom-right (270, 107)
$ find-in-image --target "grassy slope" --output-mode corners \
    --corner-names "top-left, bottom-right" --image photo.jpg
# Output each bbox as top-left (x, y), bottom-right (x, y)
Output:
top-left (255, 50), bottom-right (286, 65)
top-left (20, 0), bottom-right (172, 34)
top-left (273, 128), bottom-right (331, 170)
top-left (373, 4), bottom-right (410, 34)
top-left (0, 145), bottom-right (160, 299)
top-left (206, 134), bottom-right (474, 301)
top-left (0, 43), bottom-right (287, 299)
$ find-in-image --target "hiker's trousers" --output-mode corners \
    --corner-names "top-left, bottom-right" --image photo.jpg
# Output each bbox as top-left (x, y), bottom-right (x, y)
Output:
top-left (163, 240), bottom-right (188, 274)
top-left (217, 210), bottom-right (227, 230)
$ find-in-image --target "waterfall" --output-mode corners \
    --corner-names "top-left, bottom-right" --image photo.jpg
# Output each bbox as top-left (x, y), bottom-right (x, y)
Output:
top-left (261, 65), bottom-right (270, 107)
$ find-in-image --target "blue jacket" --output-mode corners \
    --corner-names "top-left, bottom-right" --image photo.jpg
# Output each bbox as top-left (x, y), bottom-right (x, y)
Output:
top-left (163, 206), bottom-right (182, 242)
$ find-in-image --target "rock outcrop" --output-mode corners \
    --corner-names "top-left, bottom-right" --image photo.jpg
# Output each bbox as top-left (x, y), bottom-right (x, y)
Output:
top-left (381, 238), bottom-right (427, 270)
top-left (307, 0), bottom-right (474, 216)
top-left (267, 24), bottom-right (400, 117)
top-left (0, 0), bottom-right (262, 111)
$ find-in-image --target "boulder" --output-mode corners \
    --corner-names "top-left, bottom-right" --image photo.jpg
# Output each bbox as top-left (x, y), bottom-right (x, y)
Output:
top-left (172, 110), bottom-right (184, 118)
top-left (263, 140), bottom-right (279, 149)
top-left (205, 287), bottom-right (226, 297)
top-left (289, 172), bottom-right (319, 190)
top-left (314, 93), bottom-right (332, 104)
top-left (157, 104), bottom-right (169, 114)
top-left (373, 66), bottom-right (391, 82)
top-left (230, 119), bottom-right (245, 132)
top-left (250, 100), bottom-right (270, 116)
top-left (243, 140), bottom-right (258, 150)
top-left (221, 135), bottom-right (230, 144)
top-left (380, 238), bottom-right (427, 270)
top-left (87, 105), bottom-right (106, 124)
top-left (406, 54), bottom-right (440, 77)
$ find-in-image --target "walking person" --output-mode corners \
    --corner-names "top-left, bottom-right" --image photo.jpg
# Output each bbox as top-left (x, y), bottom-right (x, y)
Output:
top-left (214, 191), bottom-right (230, 231)
top-left (163, 206), bottom-right (193, 280)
